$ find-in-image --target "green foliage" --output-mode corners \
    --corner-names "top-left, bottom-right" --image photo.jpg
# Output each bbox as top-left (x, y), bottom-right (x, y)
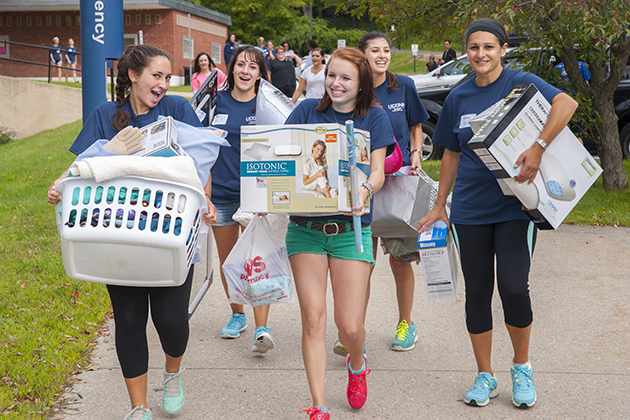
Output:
top-left (0, 126), bottom-right (16, 146)
top-left (283, 16), bottom-right (368, 54)
top-left (193, 0), bottom-right (305, 45)
top-left (0, 121), bottom-right (111, 418)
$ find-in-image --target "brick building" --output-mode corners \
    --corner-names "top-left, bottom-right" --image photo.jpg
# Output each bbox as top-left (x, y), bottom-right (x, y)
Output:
top-left (0, 0), bottom-right (231, 85)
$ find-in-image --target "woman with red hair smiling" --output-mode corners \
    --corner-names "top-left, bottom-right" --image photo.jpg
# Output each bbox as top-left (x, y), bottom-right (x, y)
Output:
top-left (285, 47), bottom-right (395, 419)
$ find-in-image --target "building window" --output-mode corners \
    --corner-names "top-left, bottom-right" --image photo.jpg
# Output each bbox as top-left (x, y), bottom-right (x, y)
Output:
top-left (135, 15), bottom-right (141, 25)
top-left (155, 14), bottom-right (161, 25)
top-left (56, 16), bottom-right (61, 26)
top-left (46, 16), bottom-right (51, 26)
top-left (6, 17), bottom-right (12, 27)
top-left (36, 16), bottom-right (42, 27)
top-left (145, 14), bottom-right (151, 25)
top-left (0, 36), bottom-right (9, 58)
top-left (16, 16), bottom-right (22, 27)
top-left (126, 15), bottom-right (130, 25)
top-left (26, 16), bottom-right (31, 27)
top-left (66, 16), bottom-right (71, 26)
top-left (183, 36), bottom-right (194, 60)
top-left (76, 15), bottom-right (80, 26)
top-left (212, 42), bottom-right (222, 65)
top-left (124, 34), bottom-right (138, 49)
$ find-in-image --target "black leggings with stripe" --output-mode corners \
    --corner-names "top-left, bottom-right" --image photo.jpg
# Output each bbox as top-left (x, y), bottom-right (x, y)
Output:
top-left (452, 220), bottom-right (536, 334)
top-left (106, 265), bottom-right (194, 378)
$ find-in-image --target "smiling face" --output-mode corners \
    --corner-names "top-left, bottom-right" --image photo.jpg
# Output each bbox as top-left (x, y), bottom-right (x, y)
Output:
top-left (325, 58), bottom-right (360, 113)
top-left (364, 38), bottom-right (391, 80)
top-left (311, 50), bottom-right (323, 66)
top-left (466, 31), bottom-right (507, 84)
top-left (198, 54), bottom-right (210, 71)
top-left (232, 51), bottom-right (261, 95)
top-left (312, 143), bottom-right (325, 159)
top-left (128, 55), bottom-right (171, 115)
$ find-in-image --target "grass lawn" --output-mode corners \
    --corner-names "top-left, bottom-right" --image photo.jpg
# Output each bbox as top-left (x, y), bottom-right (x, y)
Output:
top-left (0, 122), bottom-right (628, 419)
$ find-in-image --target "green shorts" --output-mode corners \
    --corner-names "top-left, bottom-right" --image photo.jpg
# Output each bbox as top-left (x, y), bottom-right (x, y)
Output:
top-left (286, 219), bottom-right (375, 264)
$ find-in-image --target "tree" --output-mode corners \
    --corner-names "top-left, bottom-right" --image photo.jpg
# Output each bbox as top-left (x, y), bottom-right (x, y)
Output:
top-left (337, 0), bottom-right (630, 190)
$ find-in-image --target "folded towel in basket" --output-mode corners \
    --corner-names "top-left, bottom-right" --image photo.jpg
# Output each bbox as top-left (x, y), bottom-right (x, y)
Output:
top-left (70, 155), bottom-right (204, 192)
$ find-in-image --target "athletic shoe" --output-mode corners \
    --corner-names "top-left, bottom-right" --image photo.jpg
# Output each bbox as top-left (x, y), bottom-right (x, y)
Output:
top-left (220, 313), bottom-right (247, 338)
top-left (162, 368), bottom-right (185, 414)
top-left (465, 372), bottom-right (498, 407)
top-left (391, 320), bottom-right (419, 351)
top-left (123, 405), bottom-right (152, 420)
top-left (299, 405), bottom-right (330, 420)
top-left (252, 326), bottom-right (275, 353)
top-left (333, 339), bottom-right (349, 357)
top-left (511, 361), bottom-right (537, 408)
top-left (346, 354), bottom-right (370, 409)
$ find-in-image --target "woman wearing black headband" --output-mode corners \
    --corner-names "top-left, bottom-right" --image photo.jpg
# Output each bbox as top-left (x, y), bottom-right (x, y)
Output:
top-left (418, 18), bottom-right (578, 409)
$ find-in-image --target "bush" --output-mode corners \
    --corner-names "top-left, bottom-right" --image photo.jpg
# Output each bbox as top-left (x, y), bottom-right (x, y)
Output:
top-left (0, 126), bottom-right (16, 145)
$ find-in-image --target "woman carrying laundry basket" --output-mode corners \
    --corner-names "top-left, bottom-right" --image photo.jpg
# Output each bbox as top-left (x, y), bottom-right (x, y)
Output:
top-left (48, 44), bottom-right (217, 420)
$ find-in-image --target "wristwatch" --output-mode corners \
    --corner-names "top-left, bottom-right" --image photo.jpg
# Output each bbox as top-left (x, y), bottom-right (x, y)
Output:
top-left (535, 138), bottom-right (548, 151)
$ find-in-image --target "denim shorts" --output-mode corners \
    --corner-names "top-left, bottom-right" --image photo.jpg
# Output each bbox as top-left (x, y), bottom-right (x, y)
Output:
top-left (213, 201), bottom-right (239, 227)
top-left (285, 219), bottom-right (375, 264)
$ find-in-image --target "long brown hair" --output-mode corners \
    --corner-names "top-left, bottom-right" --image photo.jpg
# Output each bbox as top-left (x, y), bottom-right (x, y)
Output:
top-left (311, 140), bottom-right (327, 167)
top-left (224, 45), bottom-right (269, 93)
top-left (112, 44), bottom-right (172, 132)
top-left (316, 47), bottom-right (377, 119)
top-left (357, 31), bottom-right (400, 93)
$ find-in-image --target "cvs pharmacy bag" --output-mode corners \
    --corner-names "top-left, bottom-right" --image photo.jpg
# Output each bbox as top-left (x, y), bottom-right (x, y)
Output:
top-left (222, 215), bottom-right (295, 306)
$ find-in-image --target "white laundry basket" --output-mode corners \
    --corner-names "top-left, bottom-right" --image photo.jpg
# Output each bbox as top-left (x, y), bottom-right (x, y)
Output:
top-left (55, 176), bottom-right (208, 287)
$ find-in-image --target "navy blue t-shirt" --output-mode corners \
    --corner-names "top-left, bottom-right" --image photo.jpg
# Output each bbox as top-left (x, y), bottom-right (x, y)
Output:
top-left (374, 75), bottom-right (429, 166)
top-left (65, 46), bottom-right (77, 64)
top-left (210, 90), bottom-right (257, 203)
top-left (70, 95), bottom-right (201, 155)
top-left (50, 45), bottom-right (62, 62)
top-left (433, 68), bottom-right (563, 225)
top-left (285, 98), bottom-right (396, 224)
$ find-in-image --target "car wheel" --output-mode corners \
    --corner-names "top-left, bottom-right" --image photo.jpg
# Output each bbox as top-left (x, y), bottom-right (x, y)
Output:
top-left (621, 123), bottom-right (630, 159)
top-left (421, 121), bottom-right (443, 161)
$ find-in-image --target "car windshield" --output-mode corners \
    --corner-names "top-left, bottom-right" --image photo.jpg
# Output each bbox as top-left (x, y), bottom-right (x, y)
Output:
top-left (439, 57), bottom-right (470, 76)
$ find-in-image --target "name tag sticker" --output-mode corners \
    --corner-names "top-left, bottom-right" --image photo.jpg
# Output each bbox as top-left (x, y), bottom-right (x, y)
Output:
top-left (212, 114), bottom-right (228, 125)
top-left (460, 114), bottom-right (476, 129)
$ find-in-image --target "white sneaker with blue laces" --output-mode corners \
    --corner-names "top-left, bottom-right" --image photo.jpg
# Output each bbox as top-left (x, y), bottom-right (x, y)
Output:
top-left (252, 326), bottom-right (275, 353)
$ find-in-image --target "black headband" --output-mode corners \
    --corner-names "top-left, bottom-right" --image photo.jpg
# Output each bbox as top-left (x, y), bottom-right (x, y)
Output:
top-left (466, 21), bottom-right (507, 45)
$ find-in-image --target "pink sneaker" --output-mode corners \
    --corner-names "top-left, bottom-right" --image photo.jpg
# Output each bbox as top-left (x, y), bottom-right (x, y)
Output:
top-left (299, 406), bottom-right (330, 420)
top-left (346, 354), bottom-right (370, 409)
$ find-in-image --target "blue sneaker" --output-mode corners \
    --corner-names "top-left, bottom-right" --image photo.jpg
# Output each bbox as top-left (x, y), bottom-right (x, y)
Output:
top-left (162, 368), bottom-right (184, 414)
top-left (511, 361), bottom-right (536, 408)
top-left (221, 313), bottom-right (247, 338)
top-left (465, 372), bottom-right (498, 406)
top-left (123, 405), bottom-right (152, 420)
top-left (391, 320), bottom-right (418, 351)
top-left (252, 326), bottom-right (275, 353)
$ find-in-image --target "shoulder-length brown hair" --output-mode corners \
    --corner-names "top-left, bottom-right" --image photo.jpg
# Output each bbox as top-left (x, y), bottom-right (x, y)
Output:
top-left (357, 31), bottom-right (400, 93)
top-left (316, 47), bottom-right (377, 119)
top-left (224, 45), bottom-right (269, 93)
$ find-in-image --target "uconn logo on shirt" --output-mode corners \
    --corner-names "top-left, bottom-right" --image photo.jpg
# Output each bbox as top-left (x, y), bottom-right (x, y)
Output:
top-left (246, 115), bottom-right (257, 124)
top-left (388, 102), bottom-right (405, 113)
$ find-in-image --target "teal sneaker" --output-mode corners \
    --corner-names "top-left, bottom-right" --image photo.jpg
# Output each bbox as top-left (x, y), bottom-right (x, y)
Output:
top-left (252, 326), bottom-right (275, 353)
top-left (511, 361), bottom-right (536, 408)
top-left (162, 368), bottom-right (184, 414)
top-left (123, 405), bottom-right (152, 420)
top-left (221, 313), bottom-right (247, 338)
top-left (465, 372), bottom-right (498, 406)
top-left (391, 320), bottom-right (418, 351)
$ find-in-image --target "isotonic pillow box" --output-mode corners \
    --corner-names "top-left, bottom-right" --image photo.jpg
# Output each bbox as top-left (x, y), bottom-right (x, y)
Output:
top-left (417, 221), bottom-right (458, 299)
top-left (131, 116), bottom-right (187, 158)
top-left (468, 83), bottom-right (602, 229)
top-left (240, 124), bottom-right (371, 215)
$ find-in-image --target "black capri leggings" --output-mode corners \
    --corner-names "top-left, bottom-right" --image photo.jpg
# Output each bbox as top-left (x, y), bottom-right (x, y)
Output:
top-left (451, 220), bottom-right (536, 335)
top-left (106, 265), bottom-right (194, 378)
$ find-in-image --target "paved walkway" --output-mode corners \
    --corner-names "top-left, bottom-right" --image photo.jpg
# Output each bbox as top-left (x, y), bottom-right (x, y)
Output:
top-left (54, 225), bottom-right (630, 419)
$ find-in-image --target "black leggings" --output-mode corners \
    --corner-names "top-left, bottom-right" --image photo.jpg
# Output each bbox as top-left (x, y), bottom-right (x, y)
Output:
top-left (107, 265), bottom-right (194, 378)
top-left (452, 221), bottom-right (536, 334)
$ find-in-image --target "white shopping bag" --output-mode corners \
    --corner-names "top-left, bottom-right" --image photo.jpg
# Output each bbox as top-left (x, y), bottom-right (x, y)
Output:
top-left (222, 215), bottom-right (295, 306)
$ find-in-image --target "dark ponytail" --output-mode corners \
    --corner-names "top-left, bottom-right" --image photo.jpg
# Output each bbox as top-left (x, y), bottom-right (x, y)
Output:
top-left (112, 44), bottom-right (172, 132)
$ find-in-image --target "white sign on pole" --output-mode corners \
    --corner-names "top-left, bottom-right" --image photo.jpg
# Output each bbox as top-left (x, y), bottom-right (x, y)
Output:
top-left (139, 30), bottom-right (144, 45)
top-left (411, 44), bottom-right (418, 56)
top-left (337, 39), bottom-right (346, 49)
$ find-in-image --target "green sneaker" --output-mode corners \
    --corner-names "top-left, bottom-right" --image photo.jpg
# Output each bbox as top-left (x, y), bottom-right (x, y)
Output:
top-left (511, 361), bottom-right (536, 408)
top-left (465, 372), bottom-right (498, 407)
top-left (162, 368), bottom-right (184, 414)
top-left (391, 320), bottom-right (418, 351)
top-left (123, 405), bottom-right (152, 420)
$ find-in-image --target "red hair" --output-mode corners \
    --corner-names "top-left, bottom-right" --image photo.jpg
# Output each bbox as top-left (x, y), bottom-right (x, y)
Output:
top-left (316, 47), bottom-right (378, 119)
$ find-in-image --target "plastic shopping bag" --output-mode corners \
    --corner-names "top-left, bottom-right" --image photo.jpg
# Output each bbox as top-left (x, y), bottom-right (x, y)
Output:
top-left (231, 207), bottom-right (289, 241)
top-left (255, 79), bottom-right (295, 125)
top-left (223, 215), bottom-right (295, 307)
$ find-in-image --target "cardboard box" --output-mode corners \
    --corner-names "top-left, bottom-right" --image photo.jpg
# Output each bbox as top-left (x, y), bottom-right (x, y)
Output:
top-left (131, 117), bottom-right (187, 158)
top-left (240, 124), bottom-right (371, 214)
top-left (418, 221), bottom-right (458, 299)
top-left (468, 83), bottom-right (602, 229)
